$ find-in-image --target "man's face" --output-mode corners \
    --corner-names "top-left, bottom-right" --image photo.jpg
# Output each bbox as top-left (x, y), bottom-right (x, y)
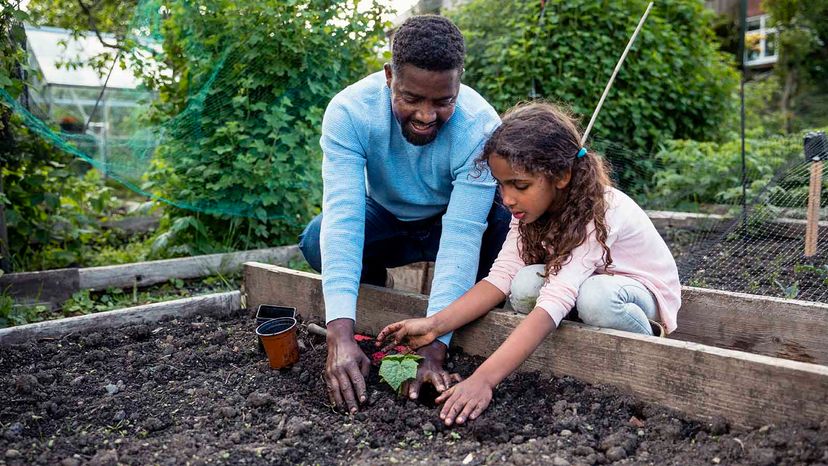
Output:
top-left (385, 63), bottom-right (461, 146)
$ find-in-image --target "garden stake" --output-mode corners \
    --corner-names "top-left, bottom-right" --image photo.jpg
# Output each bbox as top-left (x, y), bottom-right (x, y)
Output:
top-left (580, 2), bottom-right (654, 147)
top-left (804, 131), bottom-right (827, 257)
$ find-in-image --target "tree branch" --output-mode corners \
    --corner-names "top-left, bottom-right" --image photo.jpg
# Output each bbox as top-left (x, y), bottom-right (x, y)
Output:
top-left (75, 0), bottom-right (130, 52)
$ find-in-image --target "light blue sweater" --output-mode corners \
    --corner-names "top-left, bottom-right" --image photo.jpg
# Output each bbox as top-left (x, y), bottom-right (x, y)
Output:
top-left (320, 71), bottom-right (500, 345)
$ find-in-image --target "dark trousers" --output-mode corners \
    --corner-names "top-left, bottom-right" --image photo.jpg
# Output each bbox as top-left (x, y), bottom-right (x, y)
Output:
top-left (299, 196), bottom-right (511, 286)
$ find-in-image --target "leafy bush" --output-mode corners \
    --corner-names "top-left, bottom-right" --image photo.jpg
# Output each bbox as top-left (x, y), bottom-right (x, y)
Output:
top-left (1, 117), bottom-right (143, 271)
top-left (141, 0), bottom-right (390, 254)
top-left (2, 6), bottom-right (144, 271)
top-left (448, 0), bottom-right (739, 190)
top-left (651, 127), bottom-right (828, 209)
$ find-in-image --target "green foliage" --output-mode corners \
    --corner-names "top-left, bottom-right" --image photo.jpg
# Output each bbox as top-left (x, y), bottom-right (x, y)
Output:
top-left (25, 0), bottom-right (135, 34)
top-left (762, 0), bottom-right (828, 132)
top-left (774, 279), bottom-right (799, 299)
top-left (62, 274), bottom-right (238, 316)
top-left (1, 3), bottom-right (144, 271)
top-left (651, 127), bottom-right (828, 209)
top-left (1, 123), bottom-right (141, 271)
top-left (0, 282), bottom-right (51, 328)
top-left (140, 0), bottom-right (390, 254)
top-left (0, 3), bottom-right (32, 101)
top-left (379, 354), bottom-right (423, 393)
top-left (449, 0), bottom-right (739, 190)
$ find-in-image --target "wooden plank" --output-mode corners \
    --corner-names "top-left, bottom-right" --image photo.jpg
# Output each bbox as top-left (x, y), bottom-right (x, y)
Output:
top-left (0, 291), bottom-right (241, 345)
top-left (0, 268), bottom-right (80, 309)
top-left (646, 209), bottom-right (828, 239)
top-left (244, 263), bottom-right (828, 428)
top-left (354, 259), bottom-right (828, 366)
top-left (646, 210), bottom-right (728, 231)
top-left (79, 245), bottom-right (300, 291)
top-left (675, 286), bottom-right (828, 365)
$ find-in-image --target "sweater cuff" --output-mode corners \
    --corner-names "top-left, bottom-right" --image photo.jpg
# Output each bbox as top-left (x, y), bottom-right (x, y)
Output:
top-left (436, 332), bottom-right (453, 347)
top-left (535, 301), bottom-right (567, 327)
top-left (323, 291), bottom-right (358, 324)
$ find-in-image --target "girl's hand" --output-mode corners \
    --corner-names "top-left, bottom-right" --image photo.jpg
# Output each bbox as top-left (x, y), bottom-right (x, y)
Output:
top-left (376, 318), bottom-right (438, 350)
top-left (435, 375), bottom-right (493, 426)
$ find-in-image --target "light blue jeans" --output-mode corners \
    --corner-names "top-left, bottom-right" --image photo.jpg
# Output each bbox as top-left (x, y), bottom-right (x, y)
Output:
top-left (509, 264), bottom-right (658, 336)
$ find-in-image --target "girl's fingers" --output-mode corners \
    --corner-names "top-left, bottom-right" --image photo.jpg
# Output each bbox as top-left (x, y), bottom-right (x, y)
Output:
top-left (443, 396), bottom-right (467, 426)
top-left (376, 322), bottom-right (405, 343)
top-left (470, 401), bottom-right (487, 420)
top-left (380, 338), bottom-right (404, 353)
top-left (456, 399), bottom-right (478, 425)
top-left (450, 373), bottom-right (464, 383)
top-left (435, 385), bottom-right (454, 404)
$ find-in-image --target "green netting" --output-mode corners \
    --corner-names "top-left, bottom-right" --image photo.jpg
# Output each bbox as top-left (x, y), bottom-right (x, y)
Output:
top-left (3, 0), bottom-right (389, 223)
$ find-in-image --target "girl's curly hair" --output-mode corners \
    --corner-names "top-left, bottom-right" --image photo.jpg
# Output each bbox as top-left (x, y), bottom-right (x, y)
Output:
top-left (476, 102), bottom-right (614, 277)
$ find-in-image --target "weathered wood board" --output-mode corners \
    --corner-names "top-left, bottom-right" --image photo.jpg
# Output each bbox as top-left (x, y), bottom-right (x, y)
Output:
top-left (79, 245), bottom-right (300, 290)
top-left (0, 245), bottom-right (299, 308)
top-left (0, 291), bottom-right (241, 345)
top-left (359, 263), bottom-right (828, 365)
top-left (0, 268), bottom-right (79, 309)
top-left (676, 287), bottom-right (828, 365)
top-left (244, 263), bottom-right (828, 428)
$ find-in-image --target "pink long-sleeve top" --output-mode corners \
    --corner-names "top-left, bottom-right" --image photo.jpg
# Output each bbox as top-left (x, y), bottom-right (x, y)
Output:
top-left (484, 188), bottom-right (681, 333)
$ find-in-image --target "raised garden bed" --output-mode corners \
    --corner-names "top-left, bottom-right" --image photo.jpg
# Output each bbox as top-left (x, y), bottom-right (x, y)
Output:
top-left (1, 305), bottom-right (825, 465)
top-left (246, 265), bottom-right (828, 428)
top-left (0, 245), bottom-right (299, 310)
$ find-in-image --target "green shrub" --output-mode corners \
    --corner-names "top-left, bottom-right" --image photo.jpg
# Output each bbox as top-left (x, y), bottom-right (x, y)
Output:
top-left (142, 0), bottom-right (390, 254)
top-left (448, 0), bottom-right (739, 190)
top-left (651, 128), bottom-right (828, 209)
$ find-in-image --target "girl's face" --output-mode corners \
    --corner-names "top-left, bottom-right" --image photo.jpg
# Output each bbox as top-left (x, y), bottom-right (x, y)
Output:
top-left (489, 153), bottom-right (571, 224)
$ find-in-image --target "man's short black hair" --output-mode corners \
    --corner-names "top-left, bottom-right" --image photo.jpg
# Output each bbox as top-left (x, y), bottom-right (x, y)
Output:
top-left (392, 15), bottom-right (465, 72)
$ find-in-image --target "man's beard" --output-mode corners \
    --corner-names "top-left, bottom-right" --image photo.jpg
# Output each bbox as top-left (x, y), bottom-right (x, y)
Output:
top-left (400, 119), bottom-right (444, 146)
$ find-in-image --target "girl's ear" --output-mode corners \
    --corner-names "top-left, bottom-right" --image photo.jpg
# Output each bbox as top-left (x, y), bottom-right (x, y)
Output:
top-left (555, 169), bottom-right (572, 190)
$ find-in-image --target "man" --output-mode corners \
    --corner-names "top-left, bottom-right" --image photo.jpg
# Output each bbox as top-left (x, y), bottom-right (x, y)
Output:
top-left (299, 15), bottom-right (510, 413)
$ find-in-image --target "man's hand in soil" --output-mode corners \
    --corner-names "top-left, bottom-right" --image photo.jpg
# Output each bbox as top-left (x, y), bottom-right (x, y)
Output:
top-left (325, 318), bottom-right (370, 414)
top-left (435, 374), bottom-right (493, 426)
top-left (401, 340), bottom-right (462, 400)
top-left (376, 317), bottom-right (438, 350)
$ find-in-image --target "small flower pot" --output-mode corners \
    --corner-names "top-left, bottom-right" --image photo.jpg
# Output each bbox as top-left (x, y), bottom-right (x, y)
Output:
top-left (255, 304), bottom-right (297, 326)
top-left (256, 317), bottom-right (300, 369)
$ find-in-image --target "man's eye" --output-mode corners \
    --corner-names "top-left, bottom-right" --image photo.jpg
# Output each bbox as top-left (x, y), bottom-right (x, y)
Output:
top-left (514, 184), bottom-right (529, 190)
top-left (437, 99), bottom-right (455, 106)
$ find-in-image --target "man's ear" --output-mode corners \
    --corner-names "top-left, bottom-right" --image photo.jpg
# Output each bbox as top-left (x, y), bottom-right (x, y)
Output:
top-left (555, 169), bottom-right (572, 190)
top-left (384, 63), bottom-right (393, 88)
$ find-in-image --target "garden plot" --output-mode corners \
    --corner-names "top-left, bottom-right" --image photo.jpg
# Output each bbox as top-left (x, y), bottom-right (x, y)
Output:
top-left (245, 265), bottom-right (828, 428)
top-left (1, 294), bottom-right (826, 465)
top-left (1, 263), bottom-right (826, 465)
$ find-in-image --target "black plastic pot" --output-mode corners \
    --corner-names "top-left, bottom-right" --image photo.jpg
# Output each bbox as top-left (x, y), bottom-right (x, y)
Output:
top-left (256, 304), bottom-right (297, 326)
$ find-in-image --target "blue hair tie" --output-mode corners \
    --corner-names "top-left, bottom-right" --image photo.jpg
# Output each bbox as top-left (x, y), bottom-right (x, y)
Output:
top-left (577, 147), bottom-right (588, 158)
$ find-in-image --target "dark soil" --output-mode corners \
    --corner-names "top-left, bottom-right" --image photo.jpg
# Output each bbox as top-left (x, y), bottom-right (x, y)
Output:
top-left (1, 311), bottom-right (826, 466)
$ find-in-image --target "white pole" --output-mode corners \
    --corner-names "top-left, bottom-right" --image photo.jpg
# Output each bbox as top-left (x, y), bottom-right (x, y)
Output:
top-left (581, 2), bottom-right (654, 147)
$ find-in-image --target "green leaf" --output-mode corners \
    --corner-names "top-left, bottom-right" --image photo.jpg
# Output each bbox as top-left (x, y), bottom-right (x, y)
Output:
top-left (379, 354), bottom-right (423, 393)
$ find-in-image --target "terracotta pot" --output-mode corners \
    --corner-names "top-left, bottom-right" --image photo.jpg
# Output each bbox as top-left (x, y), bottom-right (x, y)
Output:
top-left (256, 317), bottom-right (299, 369)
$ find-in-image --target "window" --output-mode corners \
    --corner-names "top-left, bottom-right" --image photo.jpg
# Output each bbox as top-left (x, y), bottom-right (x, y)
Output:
top-left (745, 15), bottom-right (778, 67)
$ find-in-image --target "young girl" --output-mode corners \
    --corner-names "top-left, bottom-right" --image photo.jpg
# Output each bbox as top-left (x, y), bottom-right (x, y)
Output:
top-left (376, 102), bottom-right (681, 427)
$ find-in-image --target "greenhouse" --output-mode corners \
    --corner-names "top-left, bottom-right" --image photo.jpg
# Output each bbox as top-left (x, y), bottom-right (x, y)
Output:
top-left (23, 24), bottom-right (156, 177)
